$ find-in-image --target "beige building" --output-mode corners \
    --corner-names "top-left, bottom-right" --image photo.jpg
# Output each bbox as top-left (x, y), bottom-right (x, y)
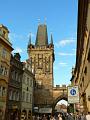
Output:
top-left (71, 0), bottom-right (90, 113)
top-left (21, 59), bottom-right (34, 119)
top-left (8, 53), bottom-right (23, 120)
top-left (27, 24), bottom-right (55, 112)
top-left (0, 24), bottom-right (13, 120)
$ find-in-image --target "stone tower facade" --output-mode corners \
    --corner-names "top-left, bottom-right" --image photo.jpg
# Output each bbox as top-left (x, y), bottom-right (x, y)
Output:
top-left (27, 24), bottom-right (55, 109)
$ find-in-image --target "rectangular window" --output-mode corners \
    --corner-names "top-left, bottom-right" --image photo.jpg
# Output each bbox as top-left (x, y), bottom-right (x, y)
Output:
top-left (2, 48), bottom-right (7, 58)
top-left (15, 71), bottom-right (18, 81)
top-left (9, 90), bottom-right (12, 100)
top-left (2, 30), bottom-right (6, 37)
top-left (30, 79), bottom-right (32, 87)
top-left (26, 93), bottom-right (29, 102)
top-left (4, 67), bottom-right (8, 76)
top-left (30, 94), bottom-right (32, 103)
top-left (16, 92), bottom-right (19, 101)
top-left (27, 77), bottom-right (29, 85)
top-left (0, 65), bottom-right (4, 75)
top-left (22, 91), bottom-right (25, 101)
top-left (2, 87), bottom-right (6, 96)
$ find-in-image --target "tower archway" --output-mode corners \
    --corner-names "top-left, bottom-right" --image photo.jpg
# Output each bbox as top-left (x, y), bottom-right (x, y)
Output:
top-left (52, 94), bottom-right (68, 114)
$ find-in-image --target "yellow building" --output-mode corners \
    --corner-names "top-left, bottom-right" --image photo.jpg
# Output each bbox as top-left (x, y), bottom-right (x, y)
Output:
top-left (71, 0), bottom-right (90, 113)
top-left (0, 24), bottom-right (13, 120)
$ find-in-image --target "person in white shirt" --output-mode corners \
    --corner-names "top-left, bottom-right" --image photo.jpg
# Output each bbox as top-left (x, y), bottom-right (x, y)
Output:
top-left (58, 113), bottom-right (62, 120)
top-left (86, 112), bottom-right (90, 120)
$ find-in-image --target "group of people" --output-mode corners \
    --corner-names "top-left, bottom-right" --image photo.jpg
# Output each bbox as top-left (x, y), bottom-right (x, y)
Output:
top-left (75, 112), bottom-right (90, 120)
top-left (32, 111), bottom-right (90, 120)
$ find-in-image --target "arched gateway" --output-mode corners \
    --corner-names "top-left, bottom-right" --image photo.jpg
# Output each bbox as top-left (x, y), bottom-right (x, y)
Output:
top-left (52, 85), bottom-right (68, 113)
top-left (27, 23), bottom-right (68, 114)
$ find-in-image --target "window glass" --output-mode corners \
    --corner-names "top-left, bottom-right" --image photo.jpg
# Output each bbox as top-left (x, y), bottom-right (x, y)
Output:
top-left (22, 91), bottom-right (25, 101)
top-left (2, 48), bottom-right (7, 58)
top-left (2, 87), bottom-right (6, 96)
top-left (9, 90), bottom-right (12, 100)
top-left (30, 94), bottom-right (32, 103)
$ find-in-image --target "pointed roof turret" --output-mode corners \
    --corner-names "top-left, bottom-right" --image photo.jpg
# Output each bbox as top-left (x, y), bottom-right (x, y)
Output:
top-left (51, 33), bottom-right (53, 44)
top-left (35, 24), bottom-right (48, 46)
top-left (28, 33), bottom-right (31, 46)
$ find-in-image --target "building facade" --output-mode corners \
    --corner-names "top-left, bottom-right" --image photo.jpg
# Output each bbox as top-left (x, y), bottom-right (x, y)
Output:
top-left (21, 59), bottom-right (34, 119)
top-left (8, 53), bottom-right (23, 120)
top-left (27, 24), bottom-right (55, 112)
top-left (0, 24), bottom-right (13, 120)
top-left (71, 0), bottom-right (90, 113)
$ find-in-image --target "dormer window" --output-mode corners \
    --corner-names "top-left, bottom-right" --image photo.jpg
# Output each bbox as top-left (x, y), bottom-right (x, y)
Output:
top-left (3, 30), bottom-right (6, 38)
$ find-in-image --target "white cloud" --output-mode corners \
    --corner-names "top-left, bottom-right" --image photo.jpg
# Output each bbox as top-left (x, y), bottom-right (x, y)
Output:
top-left (59, 62), bottom-right (68, 66)
top-left (59, 52), bottom-right (76, 56)
top-left (55, 39), bottom-right (75, 47)
top-left (9, 33), bottom-right (25, 41)
top-left (9, 32), bottom-right (35, 42)
top-left (12, 47), bottom-right (23, 53)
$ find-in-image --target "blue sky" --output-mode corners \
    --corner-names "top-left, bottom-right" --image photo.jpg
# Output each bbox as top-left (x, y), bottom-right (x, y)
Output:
top-left (0, 0), bottom-right (78, 86)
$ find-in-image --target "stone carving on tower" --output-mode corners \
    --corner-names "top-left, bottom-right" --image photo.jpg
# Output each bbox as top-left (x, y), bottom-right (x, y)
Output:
top-left (27, 24), bottom-right (55, 109)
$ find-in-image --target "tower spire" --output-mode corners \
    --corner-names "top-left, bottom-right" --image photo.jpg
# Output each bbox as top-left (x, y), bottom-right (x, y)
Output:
top-left (28, 32), bottom-right (31, 46)
top-left (51, 33), bottom-right (53, 44)
top-left (35, 24), bottom-right (48, 46)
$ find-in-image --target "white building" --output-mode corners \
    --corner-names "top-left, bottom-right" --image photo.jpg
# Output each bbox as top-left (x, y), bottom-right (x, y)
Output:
top-left (21, 59), bottom-right (34, 119)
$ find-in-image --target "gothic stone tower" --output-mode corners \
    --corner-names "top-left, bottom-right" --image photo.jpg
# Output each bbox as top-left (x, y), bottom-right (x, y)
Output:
top-left (27, 24), bottom-right (55, 110)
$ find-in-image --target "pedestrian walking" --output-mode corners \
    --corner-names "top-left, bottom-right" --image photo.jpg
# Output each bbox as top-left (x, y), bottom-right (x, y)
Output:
top-left (50, 115), bottom-right (56, 120)
top-left (86, 112), bottom-right (90, 120)
top-left (58, 113), bottom-right (62, 120)
top-left (67, 113), bottom-right (74, 120)
top-left (80, 112), bottom-right (86, 120)
top-left (42, 114), bottom-right (47, 120)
